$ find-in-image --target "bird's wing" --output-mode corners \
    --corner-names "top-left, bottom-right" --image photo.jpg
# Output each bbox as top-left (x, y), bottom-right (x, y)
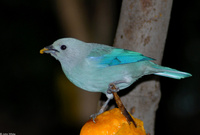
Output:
top-left (88, 47), bottom-right (154, 67)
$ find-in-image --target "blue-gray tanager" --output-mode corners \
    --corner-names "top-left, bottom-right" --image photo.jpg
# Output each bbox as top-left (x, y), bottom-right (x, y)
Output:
top-left (40, 38), bottom-right (191, 120)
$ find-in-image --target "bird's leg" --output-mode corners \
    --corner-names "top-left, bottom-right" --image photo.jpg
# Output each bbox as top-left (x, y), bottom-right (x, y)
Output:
top-left (90, 97), bottom-right (111, 123)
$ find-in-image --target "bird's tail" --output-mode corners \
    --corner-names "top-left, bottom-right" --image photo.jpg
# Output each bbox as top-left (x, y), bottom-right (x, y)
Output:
top-left (151, 63), bottom-right (192, 79)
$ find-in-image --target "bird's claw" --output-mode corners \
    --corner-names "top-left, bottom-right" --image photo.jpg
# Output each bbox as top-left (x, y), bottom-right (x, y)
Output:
top-left (90, 113), bottom-right (98, 123)
top-left (107, 83), bottom-right (120, 94)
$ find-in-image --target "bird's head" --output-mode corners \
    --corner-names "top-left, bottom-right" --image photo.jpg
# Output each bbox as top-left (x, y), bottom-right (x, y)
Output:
top-left (40, 38), bottom-right (88, 62)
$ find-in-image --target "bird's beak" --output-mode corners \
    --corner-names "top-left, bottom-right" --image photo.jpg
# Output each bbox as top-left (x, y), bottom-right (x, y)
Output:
top-left (40, 45), bottom-right (59, 54)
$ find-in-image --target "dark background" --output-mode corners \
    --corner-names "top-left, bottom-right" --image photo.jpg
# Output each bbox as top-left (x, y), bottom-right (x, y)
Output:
top-left (0, 0), bottom-right (199, 135)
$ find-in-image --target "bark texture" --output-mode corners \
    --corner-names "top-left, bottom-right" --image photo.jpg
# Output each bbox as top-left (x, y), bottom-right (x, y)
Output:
top-left (114, 0), bottom-right (173, 134)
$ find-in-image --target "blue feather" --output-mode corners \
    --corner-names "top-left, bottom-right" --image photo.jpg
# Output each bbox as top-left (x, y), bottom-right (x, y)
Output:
top-left (98, 48), bottom-right (154, 66)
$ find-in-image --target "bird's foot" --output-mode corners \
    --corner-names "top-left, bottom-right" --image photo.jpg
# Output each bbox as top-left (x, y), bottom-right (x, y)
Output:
top-left (90, 113), bottom-right (98, 123)
top-left (107, 80), bottom-right (127, 94)
top-left (107, 83), bottom-right (120, 94)
top-left (89, 98), bottom-right (111, 123)
top-left (90, 111), bottom-right (102, 123)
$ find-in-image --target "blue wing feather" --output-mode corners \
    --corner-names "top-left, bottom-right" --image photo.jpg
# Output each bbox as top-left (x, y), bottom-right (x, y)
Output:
top-left (89, 48), bottom-right (154, 66)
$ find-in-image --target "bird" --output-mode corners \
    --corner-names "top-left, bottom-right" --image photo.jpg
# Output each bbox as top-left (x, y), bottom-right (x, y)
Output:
top-left (40, 38), bottom-right (192, 121)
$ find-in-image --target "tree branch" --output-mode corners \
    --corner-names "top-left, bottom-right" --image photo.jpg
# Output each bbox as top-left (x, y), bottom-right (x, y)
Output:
top-left (114, 0), bottom-right (173, 134)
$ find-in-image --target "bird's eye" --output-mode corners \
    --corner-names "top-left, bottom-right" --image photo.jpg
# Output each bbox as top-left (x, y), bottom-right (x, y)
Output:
top-left (60, 45), bottom-right (67, 50)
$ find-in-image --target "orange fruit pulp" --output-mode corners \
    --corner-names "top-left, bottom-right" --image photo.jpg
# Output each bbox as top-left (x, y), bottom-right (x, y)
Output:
top-left (80, 108), bottom-right (146, 135)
